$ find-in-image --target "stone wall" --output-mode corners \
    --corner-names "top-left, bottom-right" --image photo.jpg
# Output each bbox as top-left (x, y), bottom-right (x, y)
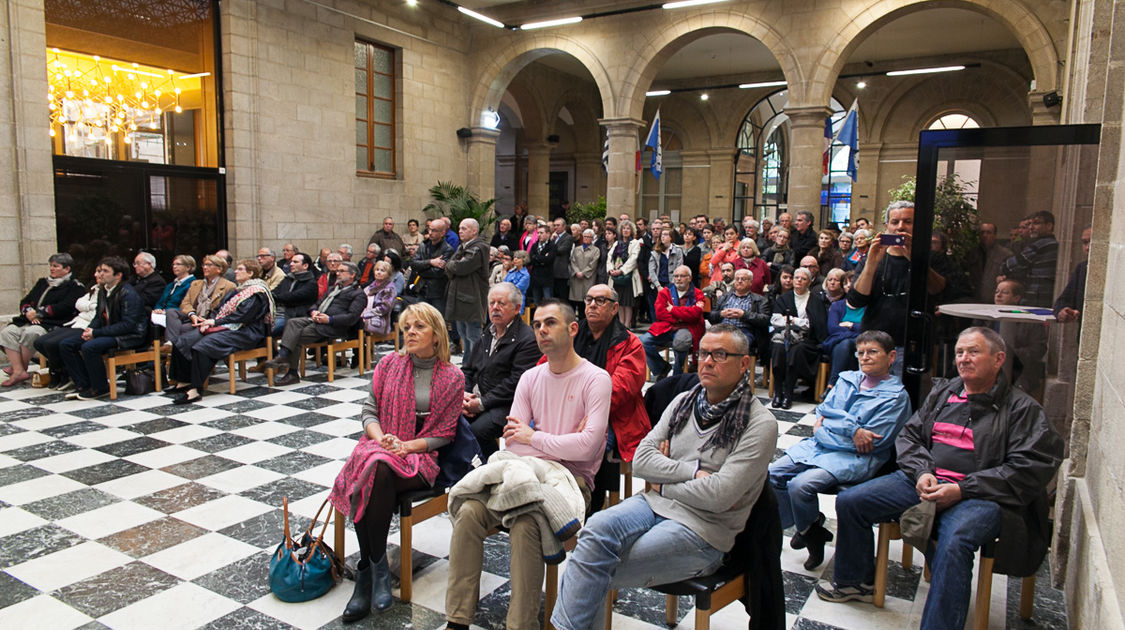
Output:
top-left (0, 0), bottom-right (55, 311)
top-left (220, 0), bottom-right (472, 260)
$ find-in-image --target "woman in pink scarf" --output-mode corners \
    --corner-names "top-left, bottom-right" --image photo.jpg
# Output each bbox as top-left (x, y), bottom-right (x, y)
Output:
top-left (329, 302), bottom-right (464, 621)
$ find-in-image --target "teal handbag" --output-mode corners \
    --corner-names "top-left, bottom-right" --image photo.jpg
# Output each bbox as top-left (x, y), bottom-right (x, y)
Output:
top-left (269, 497), bottom-right (342, 602)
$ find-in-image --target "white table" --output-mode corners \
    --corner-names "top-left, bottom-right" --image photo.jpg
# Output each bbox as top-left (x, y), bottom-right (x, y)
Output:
top-left (936, 303), bottom-right (1056, 323)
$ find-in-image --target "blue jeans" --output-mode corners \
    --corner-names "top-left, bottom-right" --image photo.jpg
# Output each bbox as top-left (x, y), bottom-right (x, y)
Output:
top-left (58, 334), bottom-right (120, 394)
top-left (833, 470), bottom-right (1003, 630)
top-left (768, 455), bottom-right (839, 532)
top-left (454, 320), bottom-right (482, 357)
top-left (529, 282), bottom-right (553, 306)
top-left (271, 315), bottom-right (287, 338)
top-left (639, 330), bottom-right (685, 377)
top-left (551, 495), bottom-right (724, 630)
top-left (828, 337), bottom-right (857, 386)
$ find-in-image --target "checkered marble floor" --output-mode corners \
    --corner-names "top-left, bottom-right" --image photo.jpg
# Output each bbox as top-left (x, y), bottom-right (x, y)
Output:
top-left (0, 349), bottom-right (1067, 630)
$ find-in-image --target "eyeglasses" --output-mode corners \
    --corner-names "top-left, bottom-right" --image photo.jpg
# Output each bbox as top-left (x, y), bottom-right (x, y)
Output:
top-left (698, 349), bottom-right (745, 362)
top-left (584, 296), bottom-right (617, 306)
top-left (854, 349), bottom-right (885, 358)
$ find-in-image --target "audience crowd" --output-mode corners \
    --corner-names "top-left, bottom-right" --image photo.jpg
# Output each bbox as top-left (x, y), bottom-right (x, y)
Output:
top-left (1, 201), bottom-right (1075, 630)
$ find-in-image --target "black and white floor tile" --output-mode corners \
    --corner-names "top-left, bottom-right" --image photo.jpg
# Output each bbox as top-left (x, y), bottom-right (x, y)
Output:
top-left (0, 347), bottom-right (1067, 629)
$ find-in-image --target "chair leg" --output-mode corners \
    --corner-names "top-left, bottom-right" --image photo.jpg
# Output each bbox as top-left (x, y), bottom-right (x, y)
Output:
top-left (901, 544), bottom-right (913, 570)
top-left (1020, 575), bottom-right (1035, 620)
top-left (298, 348), bottom-right (307, 378)
top-left (972, 554), bottom-right (995, 630)
top-left (622, 468), bottom-right (632, 501)
top-left (873, 523), bottom-right (892, 608)
top-left (605, 591), bottom-right (615, 630)
top-left (400, 513), bottom-right (413, 602)
top-left (545, 563), bottom-right (558, 630)
top-left (747, 356), bottom-right (756, 395)
top-left (665, 594), bottom-right (677, 626)
top-left (815, 363), bottom-right (829, 402)
top-left (266, 342), bottom-right (275, 388)
top-left (107, 356), bottom-right (118, 400)
top-left (357, 331), bottom-right (365, 376)
top-left (228, 356), bottom-right (237, 395)
top-left (694, 606), bottom-right (710, 630)
top-left (152, 341), bottom-right (162, 392)
top-left (326, 345), bottom-right (335, 382)
top-left (334, 508), bottom-right (345, 566)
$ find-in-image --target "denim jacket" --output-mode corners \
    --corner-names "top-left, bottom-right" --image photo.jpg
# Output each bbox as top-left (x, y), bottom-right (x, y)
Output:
top-left (783, 370), bottom-right (911, 483)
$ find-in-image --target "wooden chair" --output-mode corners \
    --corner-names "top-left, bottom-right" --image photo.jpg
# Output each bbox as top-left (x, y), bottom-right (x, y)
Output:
top-left (814, 359), bottom-right (831, 403)
top-left (226, 337), bottom-right (274, 393)
top-left (874, 523), bottom-right (1035, 627)
top-left (104, 340), bottom-right (162, 400)
top-left (363, 330), bottom-right (399, 371)
top-left (332, 487), bottom-right (448, 603)
top-left (299, 329), bottom-right (365, 382)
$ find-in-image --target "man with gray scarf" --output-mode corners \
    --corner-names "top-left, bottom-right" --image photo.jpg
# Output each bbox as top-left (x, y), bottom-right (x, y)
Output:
top-left (551, 324), bottom-right (778, 630)
top-left (265, 261), bottom-right (366, 385)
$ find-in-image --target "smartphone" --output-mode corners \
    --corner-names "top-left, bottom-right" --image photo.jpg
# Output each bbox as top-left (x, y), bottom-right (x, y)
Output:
top-left (879, 233), bottom-right (906, 247)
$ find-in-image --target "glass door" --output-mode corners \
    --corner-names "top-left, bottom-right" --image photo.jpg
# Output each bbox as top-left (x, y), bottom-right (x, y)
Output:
top-left (903, 125), bottom-right (1099, 445)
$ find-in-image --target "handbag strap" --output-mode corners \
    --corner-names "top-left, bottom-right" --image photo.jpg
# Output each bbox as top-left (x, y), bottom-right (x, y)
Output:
top-left (282, 496), bottom-right (292, 543)
top-left (305, 497), bottom-right (334, 545)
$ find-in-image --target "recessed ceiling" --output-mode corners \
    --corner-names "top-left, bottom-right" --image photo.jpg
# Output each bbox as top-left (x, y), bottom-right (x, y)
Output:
top-left (496, 6), bottom-right (1024, 86)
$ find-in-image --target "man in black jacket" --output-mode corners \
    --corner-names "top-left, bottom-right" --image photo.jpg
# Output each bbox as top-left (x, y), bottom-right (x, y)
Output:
top-left (790, 211), bottom-right (819, 261)
top-left (266, 262), bottom-right (366, 385)
top-left (60, 256), bottom-right (147, 400)
top-left (528, 224), bottom-right (556, 305)
top-left (550, 217), bottom-right (574, 302)
top-left (270, 253), bottom-right (318, 336)
top-left (460, 283), bottom-right (541, 460)
top-left (817, 327), bottom-right (1063, 630)
top-left (130, 251), bottom-right (167, 310)
top-left (407, 219), bottom-right (455, 313)
top-left (707, 268), bottom-right (770, 346)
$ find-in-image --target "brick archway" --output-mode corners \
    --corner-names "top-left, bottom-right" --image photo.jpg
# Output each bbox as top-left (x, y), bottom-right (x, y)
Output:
top-left (804, 0), bottom-right (1059, 108)
top-left (616, 13), bottom-right (801, 122)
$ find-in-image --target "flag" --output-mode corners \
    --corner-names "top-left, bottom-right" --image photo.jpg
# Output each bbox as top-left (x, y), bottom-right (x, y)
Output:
top-left (602, 130), bottom-right (609, 173)
top-left (834, 99), bottom-right (860, 181)
top-left (645, 109), bottom-right (662, 179)
top-left (822, 114), bottom-right (833, 175)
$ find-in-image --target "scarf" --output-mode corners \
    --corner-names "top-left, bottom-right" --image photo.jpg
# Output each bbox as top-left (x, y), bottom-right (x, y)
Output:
top-left (39, 273), bottom-right (73, 308)
top-left (669, 284), bottom-right (695, 307)
top-left (574, 317), bottom-right (628, 369)
top-left (613, 237), bottom-right (629, 261)
top-left (319, 281), bottom-right (348, 312)
top-left (667, 370), bottom-right (755, 453)
top-left (195, 277), bottom-right (220, 317)
top-left (213, 279), bottom-right (275, 327)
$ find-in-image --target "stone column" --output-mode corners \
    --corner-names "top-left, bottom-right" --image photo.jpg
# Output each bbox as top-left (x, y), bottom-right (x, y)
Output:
top-left (465, 127), bottom-right (500, 203)
top-left (1, 0), bottom-right (55, 311)
top-left (573, 151), bottom-right (604, 203)
top-left (784, 105), bottom-right (833, 224)
top-left (707, 147), bottom-right (736, 221)
top-left (600, 117), bottom-right (645, 219)
top-left (525, 141), bottom-right (552, 217)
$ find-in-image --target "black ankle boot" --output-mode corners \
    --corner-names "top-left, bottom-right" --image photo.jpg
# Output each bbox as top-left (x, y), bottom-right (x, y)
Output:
top-left (803, 518), bottom-right (834, 570)
top-left (372, 553), bottom-right (393, 611)
top-left (342, 560), bottom-right (373, 622)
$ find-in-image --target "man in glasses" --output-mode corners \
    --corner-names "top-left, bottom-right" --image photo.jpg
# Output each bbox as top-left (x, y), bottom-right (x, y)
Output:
top-left (551, 324), bottom-right (777, 630)
top-left (768, 330), bottom-right (911, 570)
top-left (571, 284), bottom-right (649, 514)
top-left (640, 265), bottom-right (705, 380)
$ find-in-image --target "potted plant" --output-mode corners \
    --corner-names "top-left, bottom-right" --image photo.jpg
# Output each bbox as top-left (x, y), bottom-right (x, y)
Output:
top-left (422, 181), bottom-right (497, 233)
top-left (889, 174), bottom-right (979, 266)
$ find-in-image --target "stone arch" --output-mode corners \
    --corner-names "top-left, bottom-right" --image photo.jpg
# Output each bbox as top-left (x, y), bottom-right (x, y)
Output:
top-left (806, 0), bottom-right (1059, 107)
top-left (469, 37), bottom-right (614, 128)
top-left (547, 93), bottom-right (602, 154)
top-left (617, 12), bottom-right (803, 121)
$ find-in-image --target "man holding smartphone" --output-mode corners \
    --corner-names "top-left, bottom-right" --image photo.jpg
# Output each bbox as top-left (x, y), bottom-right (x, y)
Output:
top-left (846, 201), bottom-right (948, 375)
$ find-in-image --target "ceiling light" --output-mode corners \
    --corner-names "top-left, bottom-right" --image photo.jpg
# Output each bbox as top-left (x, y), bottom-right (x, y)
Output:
top-left (856, 81), bottom-right (867, 89)
top-left (646, 90), bottom-right (671, 97)
top-left (700, 93), bottom-right (709, 101)
top-left (458, 6), bottom-right (505, 28)
top-left (885, 65), bottom-right (965, 76)
top-left (738, 80), bottom-right (786, 89)
top-left (406, 0), bottom-right (418, 5)
top-left (520, 16), bottom-right (582, 30)
top-left (663, 0), bottom-right (727, 8)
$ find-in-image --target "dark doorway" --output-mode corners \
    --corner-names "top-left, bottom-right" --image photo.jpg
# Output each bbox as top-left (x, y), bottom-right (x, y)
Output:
top-left (549, 171), bottom-right (570, 220)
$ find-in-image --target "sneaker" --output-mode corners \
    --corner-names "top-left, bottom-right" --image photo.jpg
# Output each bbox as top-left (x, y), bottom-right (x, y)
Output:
top-left (64, 390), bottom-right (83, 400)
top-left (56, 381), bottom-right (76, 393)
top-left (815, 581), bottom-right (874, 603)
top-left (76, 389), bottom-right (109, 401)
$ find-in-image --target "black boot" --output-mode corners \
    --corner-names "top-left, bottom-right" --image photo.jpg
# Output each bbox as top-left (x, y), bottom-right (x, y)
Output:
top-left (342, 560), bottom-right (373, 622)
top-left (372, 553), bottom-right (393, 611)
top-left (802, 516), bottom-right (834, 570)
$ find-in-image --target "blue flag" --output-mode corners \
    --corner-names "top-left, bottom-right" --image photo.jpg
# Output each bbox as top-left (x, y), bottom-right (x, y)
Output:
top-left (645, 110), bottom-right (662, 179)
top-left (834, 100), bottom-right (859, 181)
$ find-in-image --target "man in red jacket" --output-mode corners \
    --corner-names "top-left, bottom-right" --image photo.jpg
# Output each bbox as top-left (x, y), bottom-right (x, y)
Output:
top-left (570, 283), bottom-right (650, 513)
top-left (639, 265), bottom-right (705, 380)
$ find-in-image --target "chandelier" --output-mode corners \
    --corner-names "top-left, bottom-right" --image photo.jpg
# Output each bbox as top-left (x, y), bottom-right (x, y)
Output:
top-left (46, 48), bottom-right (209, 146)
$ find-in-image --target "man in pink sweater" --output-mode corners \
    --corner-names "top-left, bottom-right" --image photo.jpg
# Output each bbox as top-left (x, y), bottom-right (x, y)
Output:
top-left (445, 299), bottom-right (612, 630)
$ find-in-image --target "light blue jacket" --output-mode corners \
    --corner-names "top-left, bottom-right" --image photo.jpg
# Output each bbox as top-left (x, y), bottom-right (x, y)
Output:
top-left (783, 370), bottom-right (912, 483)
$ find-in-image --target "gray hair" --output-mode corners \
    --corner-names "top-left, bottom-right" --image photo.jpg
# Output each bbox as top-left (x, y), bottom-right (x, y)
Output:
top-left (854, 228), bottom-right (872, 240)
top-left (582, 229), bottom-right (595, 238)
top-left (339, 261), bottom-right (359, 277)
top-left (738, 238), bottom-right (760, 256)
top-left (48, 252), bottom-right (74, 268)
top-left (958, 326), bottom-right (1007, 355)
top-left (339, 243), bottom-right (353, 256)
top-left (884, 200), bottom-right (914, 224)
top-left (460, 218), bottom-right (480, 234)
top-left (793, 267), bottom-right (813, 281)
top-left (135, 251), bottom-right (156, 266)
top-left (704, 323), bottom-right (751, 355)
top-left (513, 250), bottom-right (530, 263)
top-left (490, 281), bottom-right (524, 311)
top-left (839, 231), bottom-right (854, 241)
